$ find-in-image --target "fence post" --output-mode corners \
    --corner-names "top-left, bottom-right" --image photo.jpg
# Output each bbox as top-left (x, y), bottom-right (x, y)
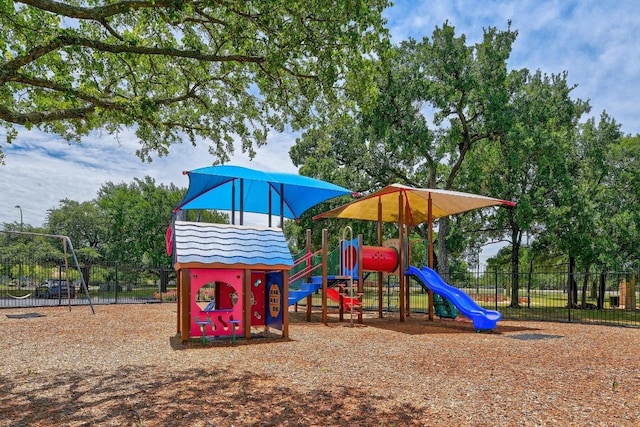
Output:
top-left (636, 268), bottom-right (640, 312)
top-left (114, 263), bottom-right (119, 304)
top-left (597, 269), bottom-right (606, 310)
top-left (567, 262), bottom-right (572, 322)
top-left (527, 260), bottom-right (533, 309)
top-left (494, 268), bottom-right (498, 311)
top-left (57, 263), bottom-right (63, 305)
top-left (160, 266), bottom-right (169, 293)
top-left (157, 266), bottom-right (162, 302)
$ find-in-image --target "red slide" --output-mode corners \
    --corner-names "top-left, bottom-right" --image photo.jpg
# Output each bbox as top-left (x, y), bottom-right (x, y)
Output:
top-left (326, 288), bottom-right (360, 311)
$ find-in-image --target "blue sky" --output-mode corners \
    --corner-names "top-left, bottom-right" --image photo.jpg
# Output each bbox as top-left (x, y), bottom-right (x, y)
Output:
top-left (2, 0), bottom-right (639, 239)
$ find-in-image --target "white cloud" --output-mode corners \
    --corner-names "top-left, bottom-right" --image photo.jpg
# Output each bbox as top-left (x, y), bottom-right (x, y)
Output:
top-left (1, 128), bottom-right (298, 227)
top-left (387, 0), bottom-right (640, 134)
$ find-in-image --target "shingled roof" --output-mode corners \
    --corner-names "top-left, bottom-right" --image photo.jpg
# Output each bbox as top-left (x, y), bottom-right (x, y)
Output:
top-left (172, 221), bottom-right (293, 270)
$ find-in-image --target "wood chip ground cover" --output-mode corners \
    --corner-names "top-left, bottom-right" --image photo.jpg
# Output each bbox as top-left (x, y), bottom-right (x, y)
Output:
top-left (0, 304), bottom-right (638, 426)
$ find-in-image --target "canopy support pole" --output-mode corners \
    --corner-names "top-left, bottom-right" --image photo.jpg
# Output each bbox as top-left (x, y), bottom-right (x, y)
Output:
top-left (239, 178), bottom-right (244, 225)
top-left (322, 228), bottom-right (328, 325)
top-left (405, 201), bottom-right (411, 317)
top-left (428, 194), bottom-right (434, 321)
top-left (279, 183), bottom-right (284, 228)
top-left (398, 191), bottom-right (405, 322)
top-left (377, 197), bottom-right (383, 318)
top-left (231, 180), bottom-right (236, 225)
top-left (268, 186), bottom-right (273, 227)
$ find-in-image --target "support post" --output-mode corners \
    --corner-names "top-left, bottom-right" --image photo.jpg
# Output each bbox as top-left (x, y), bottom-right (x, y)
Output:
top-left (306, 228), bottom-right (313, 322)
top-left (322, 229), bottom-right (328, 325)
top-left (176, 272), bottom-right (181, 334)
top-left (399, 192), bottom-right (405, 322)
top-left (427, 195), bottom-right (434, 321)
top-left (231, 180), bottom-right (235, 225)
top-left (377, 197), bottom-right (384, 318)
top-left (239, 178), bottom-right (244, 225)
top-left (244, 270), bottom-right (252, 341)
top-left (180, 269), bottom-right (191, 343)
top-left (282, 269), bottom-right (290, 338)
top-left (268, 186), bottom-right (272, 228)
top-left (405, 203), bottom-right (411, 318)
top-left (357, 234), bottom-right (364, 324)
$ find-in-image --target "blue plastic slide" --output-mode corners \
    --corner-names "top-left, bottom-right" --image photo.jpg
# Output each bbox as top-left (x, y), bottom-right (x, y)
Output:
top-left (406, 265), bottom-right (502, 331)
top-left (288, 276), bottom-right (323, 306)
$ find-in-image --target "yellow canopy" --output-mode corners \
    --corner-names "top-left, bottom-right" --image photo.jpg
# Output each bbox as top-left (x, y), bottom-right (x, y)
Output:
top-left (313, 183), bottom-right (515, 226)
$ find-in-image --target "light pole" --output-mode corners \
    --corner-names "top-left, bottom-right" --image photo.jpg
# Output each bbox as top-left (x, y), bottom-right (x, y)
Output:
top-left (14, 205), bottom-right (23, 230)
top-left (14, 205), bottom-right (23, 288)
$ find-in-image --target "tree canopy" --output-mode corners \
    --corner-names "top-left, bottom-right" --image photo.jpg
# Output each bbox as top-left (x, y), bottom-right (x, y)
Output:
top-left (289, 20), bottom-right (640, 283)
top-left (291, 22), bottom-right (520, 273)
top-left (0, 0), bottom-right (390, 163)
top-left (95, 176), bottom-right (227, 266)
top-left (2, 176), bottom-right (228, 267)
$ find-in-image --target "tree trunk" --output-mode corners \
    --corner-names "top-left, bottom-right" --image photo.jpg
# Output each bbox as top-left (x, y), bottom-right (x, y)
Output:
top-left (509, 223), bottom-right (522, 308)
top-left (580, 265), bottom-right (590, 308)
top-left (597, 269), bottom-right (606, 310)
top-left (436, 217), bottom-right (450, 279)
top-left (567, 256), bottom-right (577, 307)
top-left (81, 264), bottom-right (91, 291)
top-left (590, 278), bottom-right (598, 299)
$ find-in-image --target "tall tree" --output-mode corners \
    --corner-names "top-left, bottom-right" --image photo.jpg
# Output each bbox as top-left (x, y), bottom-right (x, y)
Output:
top-left (97, 176), bottom-right (228, 266)
top-left (548, 113), bottom-right (623, 307)
top-left (419, 23), bottom-right (518, 273)
top-left (470, 70), bottom-right (589, 307)
top-left (291, 22), bottom-right (519, 275)
top-left (0, 0), bottom-right (389, 163)
top-left (605, 134), bottom-right (640, 265)
top-left (46, 198), bottom-right (106, 261)
top-left (0, 222), bottom-right (61, 262)
top-left (97, 177), bottom-right (174, 265)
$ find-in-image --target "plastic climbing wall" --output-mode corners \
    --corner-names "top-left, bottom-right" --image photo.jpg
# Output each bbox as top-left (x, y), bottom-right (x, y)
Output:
top-left (189, 269), bottom-right (244, 338)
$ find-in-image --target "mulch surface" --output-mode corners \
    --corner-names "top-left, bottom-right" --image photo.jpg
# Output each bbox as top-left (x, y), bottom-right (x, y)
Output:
top-left (0, 304), bottom-right (639, 426)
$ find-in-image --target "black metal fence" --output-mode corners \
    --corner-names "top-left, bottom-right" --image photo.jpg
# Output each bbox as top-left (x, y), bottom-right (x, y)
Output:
top-left (0, 258), bottom-right (177, 308)
top-left (394, 267), bottom-right (640, 327)
top-left (2, 257), bottom-right (639, 328)
top-left (295, 264), bottom-right (640, 328)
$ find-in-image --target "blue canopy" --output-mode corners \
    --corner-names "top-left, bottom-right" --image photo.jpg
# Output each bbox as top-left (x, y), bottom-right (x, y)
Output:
top-left (175, 165), bottom-right (352, 221)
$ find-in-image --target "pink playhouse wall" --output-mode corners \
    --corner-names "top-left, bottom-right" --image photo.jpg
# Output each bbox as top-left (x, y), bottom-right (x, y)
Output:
top-left (189, 268), bottom-right (243, 338)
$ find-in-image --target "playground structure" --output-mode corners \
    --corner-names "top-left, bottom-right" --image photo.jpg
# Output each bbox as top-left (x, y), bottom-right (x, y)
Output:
top-left (287, 227), bottom-right (406, 326)
top-left (171, 221), bottom-right (294, 343)
top-left (288, 228), bottom-right (502, 331)
top-left (170, 165), bottom-right (354, 343)
top-left (170, 166), bottom-right (514, 343)
top-left (170, 222), bottom-right (407, 342)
